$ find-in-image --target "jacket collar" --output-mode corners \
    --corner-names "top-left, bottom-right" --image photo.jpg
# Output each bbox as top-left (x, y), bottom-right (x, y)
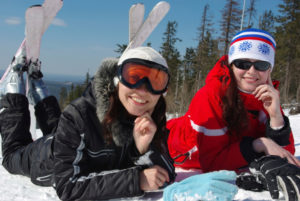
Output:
top-left (91, 58), bottom-right (134, 146)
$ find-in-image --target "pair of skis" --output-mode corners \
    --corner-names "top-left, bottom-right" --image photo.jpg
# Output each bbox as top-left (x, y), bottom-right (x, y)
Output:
top-left (25, 0), bottom-right (63, 79)
top-left (27, 0), bottom-right (63, 137)
top-left (125, 1), bottom-right (170, 52)
top-left (1, 0), bottom-right (63, 81)
top-left (0, 0), bottom-right (63, 137)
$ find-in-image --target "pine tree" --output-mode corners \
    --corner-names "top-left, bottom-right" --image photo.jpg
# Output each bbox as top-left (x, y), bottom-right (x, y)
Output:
top-left (246, 0), bottom-right (257, 28)
top-left (114, 44), bottom-right (127, 55)
top-left (274, 0), bottom-right (300, 104)
top-left (258, 10), bottom-right (275, 33)
top-left (179, 47), bottom-right (197, 114)
top-left (59, 86), bottom-right (67, 109)
top-left (220, 0), bottom-right (242, 55)
top-left (194, 4), bottom-right (218, 92)
top-left (84, 71), bottom-right (90, 88)
top-left (74, 85), bottom-right (84, 99)
top-left (195, 4), bottom-right (210, 91)
top-left (160, 21), bottom-right (182, 113)
top-left (68, 83), bottom-right (75, 104)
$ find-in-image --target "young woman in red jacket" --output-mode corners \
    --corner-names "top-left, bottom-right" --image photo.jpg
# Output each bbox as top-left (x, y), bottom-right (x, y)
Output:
top-left (167, 28), bottom-right (300, 173)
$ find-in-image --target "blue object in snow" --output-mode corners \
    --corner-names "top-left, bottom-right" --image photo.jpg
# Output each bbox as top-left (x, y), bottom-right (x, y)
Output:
top-left (163, 170), bottom-right (238, 201)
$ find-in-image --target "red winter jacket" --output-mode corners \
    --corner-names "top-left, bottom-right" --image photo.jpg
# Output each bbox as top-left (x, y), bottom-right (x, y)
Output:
top-left (167, 55), bottom-right (295, 172)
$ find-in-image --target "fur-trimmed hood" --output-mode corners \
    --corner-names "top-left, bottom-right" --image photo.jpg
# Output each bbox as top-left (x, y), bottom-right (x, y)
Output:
top-left (92, 58), bottom-right (118, 123)
top-left (91, 58), bottom-right (133, 146)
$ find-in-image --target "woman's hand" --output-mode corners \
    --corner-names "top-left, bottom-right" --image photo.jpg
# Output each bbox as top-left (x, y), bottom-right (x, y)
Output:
top-left (140, 165), bottom-right (170, 191)
top-left (253, 137), bottom-right (300, 167)
top-left (133, 112), bottom-right (157, 154)
top-left (253, 75), bottom-right (284, 128)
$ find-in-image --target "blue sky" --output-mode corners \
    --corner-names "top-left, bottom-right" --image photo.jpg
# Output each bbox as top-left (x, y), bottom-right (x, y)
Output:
top-left (0, 0), bottom-right (282, 78)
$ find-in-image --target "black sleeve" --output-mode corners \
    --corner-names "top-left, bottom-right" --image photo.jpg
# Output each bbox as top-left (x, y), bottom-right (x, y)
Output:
top-left (53, 105), bottom-right (143, 201)
top-left (265, 115), bottom-right (291, 146)
top-left (34, 96), bottom-right (61, 135)
top-left (132, 144), bottom-right (176, 183)
top-left (0, 94), bottom-right (33, 177)
top-left (240, 137), bottom-right (264, 164)
top-left (116, 138), bottom-right (176, 183)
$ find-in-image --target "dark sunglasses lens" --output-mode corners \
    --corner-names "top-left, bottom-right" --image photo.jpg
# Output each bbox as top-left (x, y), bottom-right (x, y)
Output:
top-left (233, 60), bottom-right (252, 70)
top-left (254, 61), bottom-right (270, 71)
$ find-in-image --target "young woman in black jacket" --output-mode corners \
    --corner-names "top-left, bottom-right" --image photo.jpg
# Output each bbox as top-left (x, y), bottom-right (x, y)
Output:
top-left (0, 46), bottom-right (175, 200)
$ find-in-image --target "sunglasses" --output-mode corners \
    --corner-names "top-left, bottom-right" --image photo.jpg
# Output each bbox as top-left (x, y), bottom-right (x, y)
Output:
top-left (118, 59), bottom-right (170, 94)
top-left (232, 59), bottom-right (271, 71)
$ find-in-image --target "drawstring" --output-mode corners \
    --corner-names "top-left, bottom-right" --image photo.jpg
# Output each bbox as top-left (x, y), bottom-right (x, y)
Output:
top-left (173, 146), bottom-right (198, 165)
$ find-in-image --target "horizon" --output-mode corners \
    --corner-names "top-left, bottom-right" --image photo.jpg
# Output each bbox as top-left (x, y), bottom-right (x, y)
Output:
top-left (0, 68), bottom-right (85, 83)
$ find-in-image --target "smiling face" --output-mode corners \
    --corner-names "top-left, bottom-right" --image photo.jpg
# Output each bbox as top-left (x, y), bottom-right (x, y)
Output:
top-left (232, 59), bottom-right (271, 93)
top-left (118, 82), bottom-right (160, 116)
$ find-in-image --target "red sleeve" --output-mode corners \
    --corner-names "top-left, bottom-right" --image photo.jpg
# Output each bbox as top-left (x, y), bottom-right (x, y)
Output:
top-left (284, 131), bottom-right (295, 154)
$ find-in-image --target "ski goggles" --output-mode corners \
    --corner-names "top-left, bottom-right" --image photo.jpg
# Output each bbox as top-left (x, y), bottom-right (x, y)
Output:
top-left (118, 59), bottom-right (170, 94)
top-left (232, 59), bottom-right (271, 71)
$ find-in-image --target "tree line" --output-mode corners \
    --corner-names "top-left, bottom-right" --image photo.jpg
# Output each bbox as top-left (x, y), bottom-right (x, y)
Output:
top-left (59, 0), bottom-right (300, 115)
top-left (58, 72), bottom-right (90, 109)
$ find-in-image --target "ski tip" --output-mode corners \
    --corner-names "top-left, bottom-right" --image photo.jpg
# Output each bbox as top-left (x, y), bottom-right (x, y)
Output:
top-left (156, 1), bottom-right (170, 9)
top-left (131, 2), bottom-right (144, 7)
top-left (29, 4), bottom-right (42, 8)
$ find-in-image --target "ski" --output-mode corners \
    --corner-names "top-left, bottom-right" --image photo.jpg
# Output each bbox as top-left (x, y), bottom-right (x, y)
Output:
top-left (42, 0), bottom-right (63, 34)
top-left (26, 0), bottom-right (63, 62)
top-left (0, 41), bottom-right (26, 83)
top-left (125, 1), bottom-right (170, 52)
top-left (25, 5), bottom-right (45, 63)
top-left (129, 3), bottom-right (145, 43)
top-left (0, 0), bottom-right (63, 83)
top-left (25, 5), bottom-right (45, 138)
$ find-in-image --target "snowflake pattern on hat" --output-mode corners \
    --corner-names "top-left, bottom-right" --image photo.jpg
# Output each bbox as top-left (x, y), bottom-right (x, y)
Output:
top-left (229, 46), bottom-right (235, 56)
top-left (239, 41), bottom-right (252, 52)
top-left (258, 43), bottom-right (270, 55)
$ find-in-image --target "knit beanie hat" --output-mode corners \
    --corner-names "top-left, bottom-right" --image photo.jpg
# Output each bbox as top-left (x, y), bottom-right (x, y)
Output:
top-left (228, 28), bottom-right (276, 69)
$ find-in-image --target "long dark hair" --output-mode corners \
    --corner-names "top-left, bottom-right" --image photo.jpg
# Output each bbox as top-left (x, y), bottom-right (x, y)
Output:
top-left (102, 87), bottom-right (168, 152)
top-left (221, 60), bottom-right (248, 135)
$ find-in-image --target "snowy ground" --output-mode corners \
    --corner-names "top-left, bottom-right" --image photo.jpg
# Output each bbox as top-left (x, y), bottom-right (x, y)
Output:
top-left (0, 112), bottom-right (299, 201)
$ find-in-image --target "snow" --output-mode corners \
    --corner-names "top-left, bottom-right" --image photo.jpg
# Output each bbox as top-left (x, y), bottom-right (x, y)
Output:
top-left (0, 112), bottom-right (299, 201)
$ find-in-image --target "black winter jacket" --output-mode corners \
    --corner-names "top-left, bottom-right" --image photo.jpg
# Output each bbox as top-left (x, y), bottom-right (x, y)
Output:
top-left (53, 58), bottom-right (175, 200)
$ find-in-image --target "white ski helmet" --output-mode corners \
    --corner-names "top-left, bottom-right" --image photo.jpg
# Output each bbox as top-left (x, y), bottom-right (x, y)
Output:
top-left (117, 46), bottom-right (168, 69)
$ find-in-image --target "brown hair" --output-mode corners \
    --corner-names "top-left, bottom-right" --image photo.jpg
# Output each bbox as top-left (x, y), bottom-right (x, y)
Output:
top-left (221, 60), bottom-right (248, 135)
top-left (102, 87), bottom-right (168, 152)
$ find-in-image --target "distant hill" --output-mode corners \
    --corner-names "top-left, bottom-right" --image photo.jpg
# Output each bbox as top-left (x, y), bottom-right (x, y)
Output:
top-left (0, 69), bottom-right (85, 100)
top-left (45, 80), bottom-right (83, 100)
top-left (43, 73), bottom-right (85, 100)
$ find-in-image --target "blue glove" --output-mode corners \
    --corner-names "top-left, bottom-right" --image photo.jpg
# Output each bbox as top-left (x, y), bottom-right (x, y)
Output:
top-left (163, 170), bottom-right (238, 201)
